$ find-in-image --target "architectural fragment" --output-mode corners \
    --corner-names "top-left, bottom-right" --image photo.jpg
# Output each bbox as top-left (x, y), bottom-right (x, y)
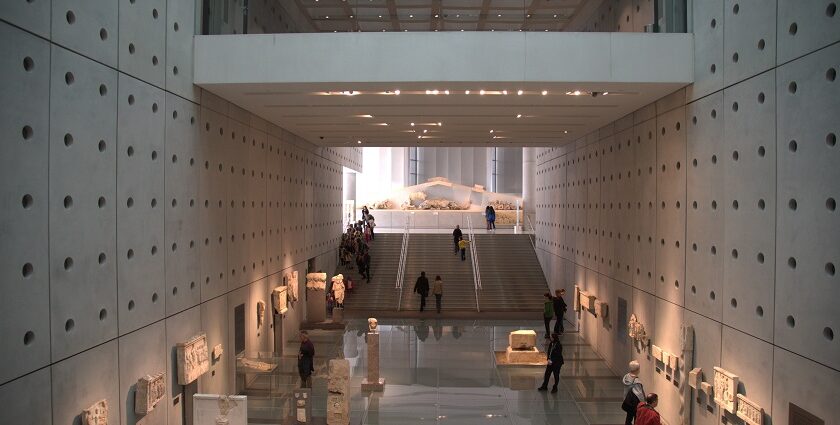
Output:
top-left (193, 394), bottom-right (247, 425)
top-left (212, 344), bottom-right (224, 361)
top-left (306, 273), bottom-right (327, 291)
top-left (651, 344), bottom-right (663, 362)
top-left (176, 333), bottom-right (210, 385)
top-left (83, 399), bottom-right (108, 425)
top-left (688, 368), bottom-right (702, 389)
top-left (272, 286), bottom-right (288, 314)
top-left (573, 286), bottom-right (581, 312)
top-left (509, 330), bottom-right (537, 349)
top-left (327, 359), bottom-right (351, 425)
top-left (628, 314), bottom-right (647, 343)
top-left (736, 394), bottom-right (764, 425)
top-left (256, 301), bottom-right (266, 328)
top-left (713, 367), bottom-right (739, 413)
top-left (135, 372), bottom-right (165, 415)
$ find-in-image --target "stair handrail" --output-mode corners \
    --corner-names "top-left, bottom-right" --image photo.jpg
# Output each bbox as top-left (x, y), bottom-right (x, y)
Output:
top-left (395, 214), bottom-right (410, 311)
top-left (465, 215), bottom-right (481, 312)
top-left (524, 212), bottom-right (537, 252)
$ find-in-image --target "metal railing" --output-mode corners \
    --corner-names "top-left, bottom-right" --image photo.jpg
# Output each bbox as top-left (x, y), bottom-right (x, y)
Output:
top-left (395, 215), bottom-right (411, 311)
top-left (524, 213), bottom-right (537, 252)
top-left (465, 215), bottom-right (482, 312)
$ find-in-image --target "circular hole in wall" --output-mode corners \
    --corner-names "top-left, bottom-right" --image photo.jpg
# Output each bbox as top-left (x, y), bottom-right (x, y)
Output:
top-left (128, 43), bottom-right (135, 54)
top-left (63, 133), bottom-right (73, 147)
top-left (22, 263), bottom-right (33, 278)
top-left (788, 198), bottom-right (797, 211)
top-left (710, 291), bottom-right (716, 300)
top-left (98, 253), bottom-right (106, 264)
top-left (692, 201), bottom-right (698, 209)
top-left (23, 331), bottom-right (35, 345)
top-left (152, 8), bottom-right (158, 19)
top-left (711, 154), bottom-right (718, 164)
top-left (786, 315), bottom-right (795, 327)
top-left (732, 52), bottom-right (739, 63)
top-left (98, 196), bottom-right (106, 208)
top-left (788, 257), bottom-right (797, 269)
top-left (732, 249), bottom-right (739, 259)
top-left (126, 197), bottom-right (134, 208)
top-left (827, 197), bottom-right (837, 211)
top-left (733, 200), bottom-right (739, 210)
top-left (63, 195), bottom-right (73, 209)
top-left (733, 3), bottom-right (739, 14)
top-left (174, 22), bottom-right (180, 31)
top-left (757, 39), bottom-right (765, 50)
top-left (732, 150), bottom-right (740, 161)
top-left (827, 133), bottom-right (837, 147)
top-left (789, 22), bottom-right (798, 35)
top-left (691, 285), bottom-right (697, 294)
top-left (788, 81), bottom-right (797, 94)
top-left (757, 92), bottom-right (765, 104)
top-left (758, 146), bottom-right (766, 157)
top-left (98, 139), bottom-right (106, 152)
top-left (152, 292), bottom-right (158, 303)
top-left (827, 67), bottom-right (837, 82)
top-left (757, 252), bottom-right (765, 263)
top-left (128, 300), bottom-right (135, 311)
top-left (99, 309), bottom-right (107, 320)
top-left (127, 249), bottom-right (134, 259)
top-left (827, 3), bottom-right (837, 17)
top-left (151, 150), bottom-right (157, 160)
top-left (100, 28), bottom-right (108, 41)
top-left (99, 84), bottom-right (108, 96)
top-left (23, 56), bottom-right (34, 71)
top-left (710, 63), bottom-right (717, 74)
top-left (64, 319), bottom-right (74, 332)
top-left (825, 327), bottom-right (835, 341)
top-left (692, 116), bottom-right (697, 125)
top-left (22, 194), bottom-right (33, 209)
top-left (66, 10), bottom-right (75, 24)
top-left (152, 56), bottom-right (158, 66)
top-left (152, 102), bottom-right (158, 113)
top-left (150, 198), bottom-right (157, 208)
top-left (22, 125), bottom-right (34, 140)
top-left (712, 200), bottom-right (718, 210)
top-left (173, 66), bottom-right (179, 75)
top-left (172, 286), bottom-right (178, 295)
top-left (789, 140), bottom-right (798, 152)
top-left (711, 18), bottom-right (716, 28)
top-left (711, 245), bottom-right (717, 255)
top-left (756, 306), bottom-right (764, 317)
top-left (731, 298), bottom-right (738, 308)
top-left (151, 245), bottom-right (157, 255)
top-left (826, 262), bottom-right (836, 276)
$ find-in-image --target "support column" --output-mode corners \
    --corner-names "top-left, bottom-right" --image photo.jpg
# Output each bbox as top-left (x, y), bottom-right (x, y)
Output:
top-left (522, 147), bottom-right (536, 213)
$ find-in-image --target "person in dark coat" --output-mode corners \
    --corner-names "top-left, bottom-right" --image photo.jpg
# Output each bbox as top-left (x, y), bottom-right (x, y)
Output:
top-left (413, 271), bottom-right (430, 312)
top-left (553, 289), bottom-right (567, 334)
top-left (537, 333), bottom-right (565, 393)
top-left (298, 331), bottom-right (315, 388)
top-left (452, 225), bottom-right (463, 254)
top-left (362, 251), bottom-right (371, 282)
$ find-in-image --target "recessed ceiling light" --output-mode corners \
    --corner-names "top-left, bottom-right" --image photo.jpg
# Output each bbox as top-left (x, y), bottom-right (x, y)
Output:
top-left (465, 90), bottom-right (471, 94)
top-left (541, 90), bottom-right (548, 95)
top-left (437, 122), bottom-right (442, 126)
top-left (435, 14), bottom-right (439, 18)
top-left (378, 15), bottom-right (382, 18)
top-left (516, 114), bottom-right (522, 118)
top-left (517, 90), bottom-right (524, 95)
top-left (444, 90), bottom-right (450, 95)
top-left (350, 15), bottom-right (354, 18)
top-left (490, 129), bottom-right (494, 133)
top-left (554, 14), bottom-right (558, 18)
top-left (564, 130), bottom-right (568, 134)
top-left (603, 91), bottom-right (609, 95)
top-left (357, 140), bottom-right (362, 144)
top-left (456, 14), bottom-right (460, 18)
top-left (409, 14), bottom-right (414, 18)
top-left (479, 90), bottom-right (486, 95)
top-left (498, 14), bottom-right (502, 17)
top-left (460, 29), bottom-right (464, 32)
top-left (502, 90), bottom-right (508, 95)
top-left (423, 129), bottom-right (428, 133)
top-left (394, 89), bottom-right (401, 95)
top-left (410, 122), bottom-right (415, 126)
top-left (325, 16), bottom-right (329, 19)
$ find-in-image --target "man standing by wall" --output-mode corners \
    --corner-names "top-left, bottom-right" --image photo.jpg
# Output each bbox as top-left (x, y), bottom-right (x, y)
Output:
top-left (298, 331), bottom-right (315, 388)
top-left (553, 289), bottom-right (567, 334)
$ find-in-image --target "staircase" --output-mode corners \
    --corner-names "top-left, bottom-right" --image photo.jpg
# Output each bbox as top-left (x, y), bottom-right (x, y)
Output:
top-left (399, 234), bottom-right (478, 311)
top-left (340, 233), bottom-right (403, 311)
top-left (474, 234), bottom-right (548, 312)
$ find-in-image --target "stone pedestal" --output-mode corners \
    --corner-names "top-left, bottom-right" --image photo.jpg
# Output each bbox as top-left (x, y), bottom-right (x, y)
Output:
top-left (505, 346), bottom-right (543, 363)
top-left (361, 332), bottom-right (385, 391)
top-left (332, 307), bottom-right (344, 323)
top-left (327, 359), bottom-right (350, 425)
top-left (306, 289), bottom-right (326, 323)
top-left (508, 330), bottom-right (537, 350)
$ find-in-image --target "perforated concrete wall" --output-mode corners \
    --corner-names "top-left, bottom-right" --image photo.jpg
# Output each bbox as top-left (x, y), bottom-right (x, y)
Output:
top-left (535, 2), bottom-right (840, 424)
top-left (0, 3), bottom-right (354, 423)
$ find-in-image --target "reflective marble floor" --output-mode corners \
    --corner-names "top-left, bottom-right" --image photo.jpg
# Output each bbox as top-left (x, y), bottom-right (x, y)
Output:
top-left (246, 319), bottom-right (625, 425)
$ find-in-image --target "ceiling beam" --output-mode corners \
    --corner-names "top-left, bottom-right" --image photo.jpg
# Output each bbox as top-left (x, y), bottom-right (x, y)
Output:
top-left (430, 0), bottom-right (443, 31)
top-left (476, 0), bottom-right (492, 31)
top-left (292, 0), bottom-right (319, 32)
top-left (386, 0), bottom-right (400, 31)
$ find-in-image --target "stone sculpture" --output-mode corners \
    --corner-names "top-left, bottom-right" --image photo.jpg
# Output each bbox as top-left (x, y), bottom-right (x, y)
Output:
top-left (294, 389), bottom-right (311, 423)
top-left (135, 372), bottom-right (165, 415)
top-left (736, 394), bottom-right (764, 425)
top-left (505, 330), bottom-right (542, 363)
top-left (628, 314), bottom-right (647, 343)
top-left (713, 367), bottom-right (739, 413)
top-left (327, 359), bottom-right (350, 425)
top-left (368, 318), bottom-right (378, 332)
top-left (305, 273), bottom-right (327, 291)
top-left (176, 333), bottom-right (210, 385)
top-left (272, 286), bottom-right (288, 314)
top-left (216, 395), bottom-right (238, 425)
top-left (193, 394), bottom-right (247, 425)
top-left (256, 301), bottom-right (266, 328)
top-left (573, 286), bottom-right (581, 312)
top-left (688, 368), bottom-right (702, 389)
top-left (83, 399), bottom-right (108, 425)
top-left (362, 322), bottom-right (385, 391)
top-left (700, 381), bottom-right (713, 397)
top-left (596, 300), bottom-right (609, 319)
top-left (212, 344), bottom-right (223, 361)
top-left (331, 274), bottom-right (346, 305)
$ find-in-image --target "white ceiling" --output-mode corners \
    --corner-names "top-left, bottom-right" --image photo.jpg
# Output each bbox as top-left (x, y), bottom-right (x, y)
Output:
top-left (195, 32), bottom-right (693, 147)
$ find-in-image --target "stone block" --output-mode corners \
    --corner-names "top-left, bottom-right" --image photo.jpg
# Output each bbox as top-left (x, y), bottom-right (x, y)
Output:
top-left (176, 333), bottom-right (209, 385)
top-left (333, 307), bottom-right (344, 323)
top-left (326, 393), bottom-right (349, 425)
top-left (83, 399), bottom-right (108, 425)
top-left (134, 372), bottom-right (165, 415)
top-left (328, 359), bottom-right (350, 394)
top-left (688, 367), bottom-right (702, 389)
top-left (367, 332), bottom-right (380, 382)
top-left (505, 347), bottom-right (543, 364)
top-left (361, 378), bottom-right (386, 392)
top-left (508, 330), bottom-right (537, 350)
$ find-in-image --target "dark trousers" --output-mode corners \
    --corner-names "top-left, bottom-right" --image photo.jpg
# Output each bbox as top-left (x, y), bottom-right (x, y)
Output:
top-left (460, 248), bottom-right (466, 260)
top-left (544, 317), bottom-right (552, 335)
top-left (370, 227), bottom-right (375, 240)
top-left (453, 240), bottom-right (459, 253)
top-left (435, 294), bottom-right (442, 313)
top-left (541, 363), bottom-right (561, 388)
top-left (554, 314), bottom-right (565, 334)
top-left (419, 295), bottom-right (427, 311)
top-left (300, 373), bottom-right (312, 388)
top-left (625, 410), bottom-right (636, 425)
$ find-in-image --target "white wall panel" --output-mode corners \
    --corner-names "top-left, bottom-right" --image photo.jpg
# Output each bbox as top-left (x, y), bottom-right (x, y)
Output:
top-left (0, 368), bottom-right (51, 424)
top-left (0, 0), bottom-right (50, 37)
top-left (777, 0), bottom-right (840, 65)
top-left (51, 340), bottom-right (120, 425)
top-left (655, 107), bottom-right (687, 306)
top-left (166, 0), bottom-right (199, 101)
top-left (117, 321), bottom-right (167, 425)
top-left (51, 0), bottom-right (118, 66)
top-left (118, 0), bottom-right (165, 87)
top-left (689, 0), bottom-right (724, 101)
top-left (632, 118), bottom-right (658, 293)
top-left (722, 0), bottom-right (777, 87)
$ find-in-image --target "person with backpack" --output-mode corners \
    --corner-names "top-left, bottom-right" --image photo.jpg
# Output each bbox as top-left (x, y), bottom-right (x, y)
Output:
top-left (458, 236), bottom-right (469, 261)
top-left (622, 361), bottom-right (646, 425)
top-left (542, 293), bottom-right (555, 338)
top-left (537, 333), bottom-right (565, 393)
top-left (635, 393), bottom-right (661, 425)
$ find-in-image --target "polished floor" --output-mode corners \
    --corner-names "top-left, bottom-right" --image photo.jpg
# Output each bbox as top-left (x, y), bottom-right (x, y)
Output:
top-left (246, 319), bottom-right (625, 425)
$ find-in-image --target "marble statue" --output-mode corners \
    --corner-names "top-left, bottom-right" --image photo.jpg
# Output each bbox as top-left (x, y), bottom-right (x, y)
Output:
top-left (272, 286), bottom-right (288, 314)
top-left (213, 344), bottom-right (223, 361)
top-left (135, 372), bottom-right (165, 415)
top-left (628, 314), bottom-right (647, 343)
top-left (216, 395), bottom-right (238, 425)
top-left (176, 333), bottom-right (210, 385)
top-left (331, 274), bottom-right (346, 305)
top-left (368, 318), bottom-right (378, 332)
top-left (256, 301), bottom-right (266, 328)
top-left (736, 394), bottom-right (764, 425)
top-left (713, 367), bottom-right (739, 413)
top-left (83, 399), bottom-right (108, 425)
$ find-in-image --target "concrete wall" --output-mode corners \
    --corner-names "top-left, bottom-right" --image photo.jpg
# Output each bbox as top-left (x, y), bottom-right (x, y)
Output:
top-left (534, 1), bottom-right (840, 425)
top-left (0, 1), bottom-right (359, 424)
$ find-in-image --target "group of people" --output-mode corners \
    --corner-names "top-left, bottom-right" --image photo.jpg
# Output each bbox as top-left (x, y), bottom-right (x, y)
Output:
top-left (413, 271), bottom-right (445, 313)
top-left (452, 225), bottom-right (470, 260)
top-left (340, 222), bottom-right (372, 283)
top-left (542, 289), bottom-right (568, 337)
top-left (622, 361), bottom-right (662, 425)
top-left (484, 205), bottom-right (497, 230)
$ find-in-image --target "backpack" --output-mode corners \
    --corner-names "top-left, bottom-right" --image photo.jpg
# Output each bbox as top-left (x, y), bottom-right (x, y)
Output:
top-left (621, 384), bottom-right (641, 413)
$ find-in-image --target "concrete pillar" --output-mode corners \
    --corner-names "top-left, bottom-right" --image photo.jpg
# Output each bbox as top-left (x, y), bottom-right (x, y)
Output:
top-left (522, 147), bottom-right (536, 212)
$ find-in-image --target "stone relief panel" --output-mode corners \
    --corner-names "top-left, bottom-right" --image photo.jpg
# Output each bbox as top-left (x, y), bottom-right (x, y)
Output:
top-left (713, 366), bottom-right (739, 413)
top-left (82, 399), bottom-right (108, 425)
top-left (736, 394), bottom-right (764, 425)
top-left (193, 394), bottom-right (247, 425)
top-left (256, 301), bottom-right (265, 328)
top-left (306, 272), bottom-right (327, 291)
top-left (272, 286), bottom-right (288, 314)
top-left (176, 333), bottom-right (209, 385)
top-left (135, 372), bottom-right (165, 415)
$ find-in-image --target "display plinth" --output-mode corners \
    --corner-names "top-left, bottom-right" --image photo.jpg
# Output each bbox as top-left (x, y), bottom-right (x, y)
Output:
top-left (332, 307), bottom-right (344, 324)
top-left (361, 378), bottom-right (386, 392)
top-left (362, 332), bottom-right (384, 392)
top-left (505, 346), bottom-right (543, 363)
top-left (306, 289), bottom-right (327, 323)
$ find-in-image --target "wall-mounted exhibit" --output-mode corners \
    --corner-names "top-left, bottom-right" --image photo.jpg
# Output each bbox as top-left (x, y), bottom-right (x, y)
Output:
top-left (134, 372), bottom-right (165, 415)
top-left (193, 394), bottom-right (247, 425)
top-left (177, 333), bottom-right (210, 385)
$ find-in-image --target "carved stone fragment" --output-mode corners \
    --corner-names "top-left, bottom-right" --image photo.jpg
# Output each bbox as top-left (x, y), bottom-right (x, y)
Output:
top-left (688, 368), bottom-right (702, 389)
top-left (736, 394), bottom-right (764, 425)
top-left (628, 314), bottom-right (647, 343)
top-left (368, 317), bottom-right (378, 332)
top-left (306, 273), bottom-right (327, 290)
top-left (83, 399), bottom-right (108, 425)
top-left (508, 330), bottom-right (537, 350)
top-left (212, 344), bottom-right (223, 361)
top-left (176, 333), bottom-right (210, 385)
top-left (256, 301), bottom-right (266, 328)
top-left (135, 372), bottom-right (165, 415)
top-left (713, 367), bottom-right (739, 413)
top-left (272, 286), bottom-right (288, 314)
top-left (651, 344), bottom-right (663, 362)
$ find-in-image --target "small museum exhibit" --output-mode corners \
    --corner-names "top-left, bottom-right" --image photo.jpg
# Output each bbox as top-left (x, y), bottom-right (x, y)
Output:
top-left (193, 394), bottom-right (248, 425)
top-left (134, 372), bottom-right (166, 415)
top-left (327, 359), bottom-right (351, 425)
top-left (361, 317), bottom-right (385, 391)
top-left (177, 333), bottom-right (211, 385)
top-left (82, 399), bottom-right (108, 425)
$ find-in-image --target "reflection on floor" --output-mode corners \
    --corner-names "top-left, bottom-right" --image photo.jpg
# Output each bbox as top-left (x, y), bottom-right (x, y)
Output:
top-left (245, 319), bottom-right (625, 425)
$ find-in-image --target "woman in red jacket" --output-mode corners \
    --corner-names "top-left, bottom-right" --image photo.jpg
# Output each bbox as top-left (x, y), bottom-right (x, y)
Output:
top-left (635, 393), bottom-right (661, 425)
